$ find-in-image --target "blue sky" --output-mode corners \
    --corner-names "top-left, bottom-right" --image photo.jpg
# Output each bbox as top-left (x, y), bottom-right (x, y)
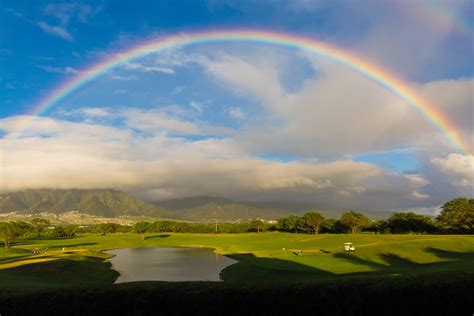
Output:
top-left (0, 0), bottom-right (472, 212)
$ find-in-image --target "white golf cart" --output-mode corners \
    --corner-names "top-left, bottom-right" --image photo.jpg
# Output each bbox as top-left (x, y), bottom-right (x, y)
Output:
top-left (344, 242), bottom-right (355, 252)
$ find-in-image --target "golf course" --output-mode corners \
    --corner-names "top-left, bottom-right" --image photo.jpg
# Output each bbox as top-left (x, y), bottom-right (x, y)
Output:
top-left (1, 232), bottom-right (473, 314)
top-left (1, 232), bottom-right (473, 288)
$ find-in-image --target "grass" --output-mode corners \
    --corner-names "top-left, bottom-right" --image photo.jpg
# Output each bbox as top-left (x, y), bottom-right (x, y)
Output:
top-left (1, 233), bottom-right (473, 314)
top-left (0, 232), bottom-right (473, 289)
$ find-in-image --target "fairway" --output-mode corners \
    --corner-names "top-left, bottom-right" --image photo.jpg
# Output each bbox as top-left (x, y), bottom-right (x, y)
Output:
top-left (1, 232), bottom-right (473, 288)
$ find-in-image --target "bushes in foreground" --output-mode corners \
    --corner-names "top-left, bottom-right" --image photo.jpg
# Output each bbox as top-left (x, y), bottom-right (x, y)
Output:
top-left (1, 271), bottom-right (473, 315)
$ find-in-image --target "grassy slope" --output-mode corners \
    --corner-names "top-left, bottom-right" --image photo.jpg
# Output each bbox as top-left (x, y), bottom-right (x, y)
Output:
top-left (0, 232), bottom-right (473, 289)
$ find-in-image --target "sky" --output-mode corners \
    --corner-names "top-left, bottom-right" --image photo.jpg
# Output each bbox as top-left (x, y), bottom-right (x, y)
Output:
top-left (0, 0), bottom-right (473, 214)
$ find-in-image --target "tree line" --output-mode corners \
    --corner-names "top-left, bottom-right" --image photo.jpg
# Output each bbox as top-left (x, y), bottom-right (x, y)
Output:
top-left (276, 197), bottom-right (473, 235)
top-left (0, 197), bottom-right (472, 249)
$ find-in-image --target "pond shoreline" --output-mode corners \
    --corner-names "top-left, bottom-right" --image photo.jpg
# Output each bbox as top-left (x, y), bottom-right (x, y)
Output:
top-left (104, 246), bottom-right (238, 283)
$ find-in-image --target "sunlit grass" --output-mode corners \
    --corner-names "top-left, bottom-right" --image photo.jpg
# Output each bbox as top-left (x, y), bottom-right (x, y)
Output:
top-left (0, 232), bottom-right (473, 287)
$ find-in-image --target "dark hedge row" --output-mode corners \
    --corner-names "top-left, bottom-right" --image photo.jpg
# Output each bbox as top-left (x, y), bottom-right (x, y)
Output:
top-left (1, 271), bottom-right (473, 315)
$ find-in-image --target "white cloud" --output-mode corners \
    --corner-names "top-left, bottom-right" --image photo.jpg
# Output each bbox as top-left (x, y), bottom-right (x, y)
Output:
top-left (229, 107), bottom-right (245, 119)
top-left (36, 22), bottom-right (73, 41)
top-left (122, 108), bottom-right (201, 135)
top-left (432, 153), bottom-right (474, 188)
top-left (118, 49), bottom-right (204, 77)
top-left (420, 78), bottom-right (474, 152)
top-left (28, 2), bottom-right (103, 41)
top-left (197, 49), bottom-right (472, 157)
top-left (109, 74), bottom-right (137, 81)
top-left (43, 2), bottom-right (101, 24)
top-left (37, 65), bottom-right (79, 75)
top-left (200, 52), bottom-right (427, 156)
top-left (189, 101), bottom-right (204, 114)
top-left (0, 114), bottom-right (438, 211)
top-left (124, 63), bottom-right (175, 74)
top-left (0, 115), bottom-right (128, 140)
top-left (80, 108), bottom-right (112, 118)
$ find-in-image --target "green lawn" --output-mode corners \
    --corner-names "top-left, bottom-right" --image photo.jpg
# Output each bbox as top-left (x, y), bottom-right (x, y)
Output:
top-left (0, 232), bottom-right (473, 288)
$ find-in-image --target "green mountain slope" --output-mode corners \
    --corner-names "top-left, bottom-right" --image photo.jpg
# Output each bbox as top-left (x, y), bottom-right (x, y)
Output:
top-left (0, 189), bottom-right (174, 218)
top-left (154, 197), bottom-right (289, 221)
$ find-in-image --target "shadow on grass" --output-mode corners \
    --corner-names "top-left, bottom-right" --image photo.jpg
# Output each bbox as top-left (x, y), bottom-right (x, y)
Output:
top-left (0, 243), bottom-right (99, 265)
top-left (224, 248), bottom-right (474, 283)
top-left (333, 248), bottom-right (474, 277)
top-left (2, 246), bottom-right (474, 288)
top-left (425, 247), bottom-right (474, 261)
top-left (12, 236), bottom-right (80, 246)
top-left (2, 253), bottom-right (60, 263)
top-left (223, 253), bottom-right (335, 282)
top-left (145, 234), bottom-right (171, 240)
top-left (0, 256), bottom-right (118, 288)
top-left (0, 254), bottom-right (40, 264)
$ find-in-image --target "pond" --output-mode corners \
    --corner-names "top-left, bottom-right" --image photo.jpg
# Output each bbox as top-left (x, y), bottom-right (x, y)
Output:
top-left (105, 247), bottom-right (237, 283)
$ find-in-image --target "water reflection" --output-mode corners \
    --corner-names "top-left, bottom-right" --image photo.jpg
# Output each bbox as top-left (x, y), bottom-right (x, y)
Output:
top-left (105, 247), bottom-right (237, 283)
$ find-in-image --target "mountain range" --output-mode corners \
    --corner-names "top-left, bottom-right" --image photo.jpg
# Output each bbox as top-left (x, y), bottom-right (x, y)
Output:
top-left (0, 189), bottom-right (289, 221)
top-left (0, 189), bottom-right (173, 218)
top-left (157, 196), bottom-right (289, 221)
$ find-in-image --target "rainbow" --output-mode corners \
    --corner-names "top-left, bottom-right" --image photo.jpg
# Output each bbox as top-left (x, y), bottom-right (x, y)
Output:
top-left (3, 29), bottom-right (470, 154)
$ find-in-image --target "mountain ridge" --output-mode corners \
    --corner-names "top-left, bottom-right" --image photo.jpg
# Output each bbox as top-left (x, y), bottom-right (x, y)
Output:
top-left (0, 189), bottom-right (174, 218)
top-left (0, 189), bottom-right (290, 221)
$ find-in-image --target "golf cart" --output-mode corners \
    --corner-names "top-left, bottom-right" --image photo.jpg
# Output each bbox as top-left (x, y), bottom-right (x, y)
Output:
top-left (344, 242), bottom-right (355, 252)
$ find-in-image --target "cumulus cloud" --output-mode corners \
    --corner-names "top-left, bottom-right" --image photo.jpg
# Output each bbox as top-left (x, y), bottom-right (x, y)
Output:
top-left (2, 45), bottom-right (471, 211)
top-left (432, 153), bottom-right (474, 188)
top-left (420, 78), bottom-right (474, 153)
top-left (199, 50), bottom-right (469, 157)
top-left (0, 114), bottom-right (437, 211)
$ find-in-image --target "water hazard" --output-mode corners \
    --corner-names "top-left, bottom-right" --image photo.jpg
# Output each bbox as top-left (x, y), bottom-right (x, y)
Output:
top-left (105, 247), bottom-right (237, 283)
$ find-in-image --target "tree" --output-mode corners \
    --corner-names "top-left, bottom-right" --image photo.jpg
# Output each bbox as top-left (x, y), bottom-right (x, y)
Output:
top-left (95, 223), bottom-right (121, 235)
top-left (0, 222), bottom-right (29, 249)
top-left (303, 212), bottom-right (325, 234)
top-left (277, 216), bottom-right (305, 233)
top-left (30, 218), bottom-right (51, 237)
top-left (437, 197), bottom-right (474, 233)
top-left (340, 211), bottom-right (370, 234)
top-left (248, 219), bottom-right (264, 233)
top-left (320, 218), bottom-right (346, 233)
top-left (133, 222), bottom-right (150, 240)
top-left (365, 219), bottom-right (389, 234)
top-left (64, 226), bottom-right (77, 237)
top-left (46, 226), bottom-right (67, 238)
top-left (387, 212), bottom-right (436, 234)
